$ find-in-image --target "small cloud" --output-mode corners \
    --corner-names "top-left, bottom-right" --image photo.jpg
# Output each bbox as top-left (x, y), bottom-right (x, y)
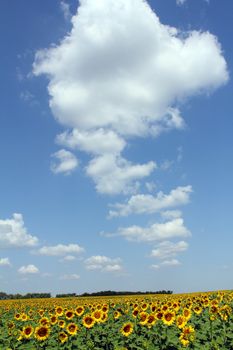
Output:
top-left (0, 213), bottom-right (39, 248)
top-left (60, 255), bottom-right (77, 262)
top-left (18, 264), bottom-right (39, 274)
top-left (84, 255), bottom-right (123, 273)
top-left (176, 0), bottom-right (187, 5)
top-left (0, 258), bottom-right (11, 266)
top-left (108, 185), bottom-right (192, 218)
top-left (36, 243), bottom-right (84, 256)
top-left (109, 219), bottom-right (191, 243)
top-left (60, 274), bottom-right (80, 280)
top-left (160, 160), bottom-right (173, 171)
top-left (160, 259), bottom-right (181, 266)
top-left (151, 240), bottom-right (188, 259)
top-left (151, 264), bottom-right (160, 270)
top-left (51, 149), bottom-right (78, 175)
top-left (60, 1), bottom-right (71, 21)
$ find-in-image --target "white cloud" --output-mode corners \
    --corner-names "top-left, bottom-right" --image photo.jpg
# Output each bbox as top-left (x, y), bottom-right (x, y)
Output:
top-left (60, 255), bottom-right (77, 262)
top-left (176, 0), bottom-right (186, 5)
top-left (18, 264), bottom-right (39, 274)
top-left (37, 243), bottom-right (84, 256)
top-left (0, 258), bottom-right (11, 266)
top-left (0, 213), bottom-right (39, 248)
top-left (60, 273), bottom-right (80, 280)
top-left (86, 155), bottom-right (156, 195)
top-left (60, 1), bottom-right (71, 21)
top-left (33, 0), bottom-right (228, 194)
top-left (151, 240), bottom-right (188, 259)
top-left (51, 149), bottom-right (78, 175)
top-left (161, 259), bottom-right (181, 266)
top-left (109, 185), bottom-right (192, 217)
top-left (116, 218), bottom-right (191, 242)
top-left (161, 210), bottom-right (182, 219)
top-left (84, 255), bottom-right (122, 272)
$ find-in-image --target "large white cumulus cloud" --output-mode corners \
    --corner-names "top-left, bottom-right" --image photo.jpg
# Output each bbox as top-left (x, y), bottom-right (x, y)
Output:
top-left (33, 0), bottom-right (228, 193)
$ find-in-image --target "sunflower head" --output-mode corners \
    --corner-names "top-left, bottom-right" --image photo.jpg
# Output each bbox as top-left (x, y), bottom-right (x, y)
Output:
top-left (22, 325), bottom-right (34, 339)
top-left (34, 326), bottom-right (50, 341)
top-left (82, 315), bottom-right (95, 329)
top-left (120, 322), bottom-right (133, 337)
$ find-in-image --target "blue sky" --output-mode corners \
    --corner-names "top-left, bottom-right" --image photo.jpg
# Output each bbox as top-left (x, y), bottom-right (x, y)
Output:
top-left (0, 0), bottom-right (233, 295)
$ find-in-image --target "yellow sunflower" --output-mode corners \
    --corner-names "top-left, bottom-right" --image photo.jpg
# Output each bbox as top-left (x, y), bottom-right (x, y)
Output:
top-left (65, 310), bottom-right (74, 320)
top-left (92, 309), bottom-right (103, 323)
top-left (75, 306), bottom-right (85, 317)
top-left (34, 325), bottom-right (50, 341)
top-left (22, 325), bottom-right (34, 339)
top-left (59, 331), bottom-right (68, 343)
top-left (162, 310), bottom-right (176, 326)
top-left (82, 315), bottom-right (95, 329)
top-left (66, 322), bottom-right (78, 335)
top-left (120, 322), bottom-right (133, 337)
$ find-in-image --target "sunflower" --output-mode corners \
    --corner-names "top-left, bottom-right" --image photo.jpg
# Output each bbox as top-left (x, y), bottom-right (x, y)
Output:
top-left (65, 310), bottom-right (74, 320)
top-left (139, 311), bottom-right (148, 325)
top-left (182, 308), bottom-right (192, 321)
top-left (75, 306), bottom-right (85, 317)
top-left (55, 306), bottom-right (64, 316)
top-left (40, 317), bottom-right (50, 326)
top-left (50, 315), bottom-right (58, 325)
top-left (146, 314), bottom-right (156, 327)
top-left (141, 303), bottom-right (149, 311)
top-left (176, 315), bottom-right (187, 329)
top-left (66, 322), bottom-right (78, 335)
top-left (92, 309), bottom-right (103, 323)
top-left (162, 310), bottom-right (176, 326)
top-left (99, 312), bottom-right (108, 323)
top-left (179, 325), bottom-right (195, 347)
top-left (82, 315), bottom-right (95, 329)
top-left (21, 313), bottom-right (28, 321)
top-left (34, 326), bottom-right (50, 341)
top-left (120, 322), bottom-right (133, 337)
top-left (114, 311), bottom-right (121, 319)
top-left (58, 320), bottom-right (66, 328)
top-left (14, 313), bottom-right (21, 321)
top-left (59, 331), bottom-right (68, 344)
top-left (193, 305), bottom-right (202, 315)
top-left (132, 308), bottom-right (139, 318)
top-left (22, 325), bottom-right (34, 339)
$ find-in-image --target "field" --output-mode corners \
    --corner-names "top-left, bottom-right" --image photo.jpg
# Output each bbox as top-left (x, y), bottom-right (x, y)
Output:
top-left (0, 290), bottom-right (233, 350)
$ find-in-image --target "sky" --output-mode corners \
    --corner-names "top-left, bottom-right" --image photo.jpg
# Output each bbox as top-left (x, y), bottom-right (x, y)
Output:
top-left (0, 0), bottom-right (233, 296)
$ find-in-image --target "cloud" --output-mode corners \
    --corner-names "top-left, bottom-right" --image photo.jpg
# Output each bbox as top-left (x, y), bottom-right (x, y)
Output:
top-left (84, 255), bottom-right (122, 272)
top-left (151, 258), bottom-right (181, 269)
top-left (36, 243), bottom-right (84, 256)
top-left (161, 259), bottom-right (181, 266)
top-left (60, 1), bottom-right (71, 21)
top-left (0, 213), bottom-right (39, 248)
top-left (0, 258), bottom-right (11, 266)
top-left (176, 0), bottom-right (186, 5)
top-left (109, 185), bottom-right (192, 217)
top-left (51, 149), bottom-right (78, 175)
top-left (151, 240), bottom-right (188, 259)
top-left (18, 264), bottom-right (39, 274)
top-left (33, 0), bottom-right (228, 194)
top-left (115, 218), bottom-right (190, 242)
top-left (86, 155), bottom-right (156, 195)
top-left (60, 255), bottom-right (77, 262)
top-left (60, 273), bottom-right (80, 280)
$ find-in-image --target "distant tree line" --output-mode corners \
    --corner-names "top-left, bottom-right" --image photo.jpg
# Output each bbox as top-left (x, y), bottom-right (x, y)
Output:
top-left (56, 290), bottom-right (173, 298)
top-left (0, 290), bottom-right (173, 300)
top-left (0, 292), bottom-right (51, 300)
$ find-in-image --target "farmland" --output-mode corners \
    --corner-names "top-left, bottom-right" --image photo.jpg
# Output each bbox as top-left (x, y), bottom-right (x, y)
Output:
top-left (0, 290), bottom-right (233, 349)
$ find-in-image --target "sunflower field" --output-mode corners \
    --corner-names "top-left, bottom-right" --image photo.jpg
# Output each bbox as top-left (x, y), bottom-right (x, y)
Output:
top-left (1, 290), bottom-right (233, 350)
